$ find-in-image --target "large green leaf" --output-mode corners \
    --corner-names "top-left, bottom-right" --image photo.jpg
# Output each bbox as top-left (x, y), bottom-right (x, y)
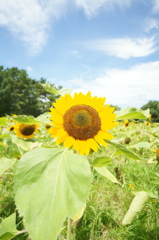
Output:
top-left (115, 107), bottom-right (149, 120)
top-left (106, 140), bottom-right (145, 160)
top-left (94, 166), bottom-right (119, 184)
top-left (0, 213), bottom-right (19, 240)
top-left (0, 158), bottom-right (17, 176)
top-left (122, 191), bottom-right (150, 225)
top-left (14, 147), bottom-right (91, 240)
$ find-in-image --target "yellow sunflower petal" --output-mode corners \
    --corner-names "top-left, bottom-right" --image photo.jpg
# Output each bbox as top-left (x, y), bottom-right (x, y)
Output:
top-left (56, 134), bottom-right (68, 145)
top-left (63, 135), bottom-right (75, 148)
top-left (94, 131), bottom-right (108, 146)
top-left (86, 138), bottom-right (100, 152)
top-left (100, 130), bottom-right (114, 140)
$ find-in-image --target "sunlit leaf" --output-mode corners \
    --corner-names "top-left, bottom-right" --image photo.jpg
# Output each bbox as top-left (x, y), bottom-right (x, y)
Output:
top-left (106, 140), bottom-right (145, 160)
top-left (0, 213), bottom-right (19, 240)
top-left (0, 158), bottom-right (17, 176)
top-left (91, 157), bottom-right (112, 167)
top-left (35, 112), bottom-right (51, 124)
top-left (11, 135), bottom-right (40, 151)
top-left (128, 142), bottom-right (150, 149)
top-left (0, 134), bottom-right (10, 139)
top-left (14, 147), bottom-right (91, 240)
top-left (94, 166), bottom-right (119, 184)
top-left (40, 83), bottom-right (59, 94)
top-left (122, 191), bottom-right (150, 225)
top-left (115, 107), bottom-right (149, 120)
top-left (58, 88), bottom-right (73, 96)
top-left (12, 115), bottom-right (41, 125)
top-left (0, 118), bottom-right (7, 126)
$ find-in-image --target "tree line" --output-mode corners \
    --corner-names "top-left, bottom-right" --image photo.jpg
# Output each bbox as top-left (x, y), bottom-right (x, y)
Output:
top-left (0, 66), bottom-right (159, 121)
top-left (0, 66), bottom-right (62, 117)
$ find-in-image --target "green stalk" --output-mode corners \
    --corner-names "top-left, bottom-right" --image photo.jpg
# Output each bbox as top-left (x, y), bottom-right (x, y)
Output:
top-left (67, 218), bottom-right (72, 240)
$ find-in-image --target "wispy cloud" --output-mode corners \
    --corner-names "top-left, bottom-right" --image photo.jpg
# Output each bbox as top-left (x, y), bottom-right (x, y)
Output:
top-left (144, 18), bottom-right (159, 33)
top-left (61, 61), bottom-right (159, 108)
top-left (0, 0), bottom-right (68, 56)
top-left (152, 0), bottom-right (159, 13)
top-left (74, 0), bottom-right (132, 17)
top-left (84, 37), bottom-right (156, 59)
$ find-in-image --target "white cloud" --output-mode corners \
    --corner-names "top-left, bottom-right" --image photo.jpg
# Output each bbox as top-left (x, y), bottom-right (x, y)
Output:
top-left (0, 0), bottom-right (68, 56)
top-left (61, 61), bottom-right (159, 108)
top-left (75, 0), bottom-right (131, 17)
top-left (84, 37), bottom-right (156, 59)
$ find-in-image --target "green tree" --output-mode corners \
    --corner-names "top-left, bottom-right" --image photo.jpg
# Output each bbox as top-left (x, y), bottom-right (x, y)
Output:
top-left (141, 100), bottom-right (159, 122)
top-left (0, 66), bottom-right (61, 117)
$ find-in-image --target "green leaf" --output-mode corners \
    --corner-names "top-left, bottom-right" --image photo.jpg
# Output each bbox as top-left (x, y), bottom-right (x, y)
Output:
top-left (128, 142), bottom-right (150, 149)
top-left (0, 213), bottom-right (19, 240)
top-left (115, 107), bottom-right (150, 120)
top-left (40, 83), bottom-right (72, 96)
top-left (0, 134), bottom-right (10, 139)
top-left (91, 157), bottom-right (112, 167)
top-left (0, 158), bottom-right (17, 176)
top-left (0, 118), bottom-right (7, 126)
top-left (11, 135), bottom-right (40, 151)
top-left (14, 147), bottom-right (91, 240)
top-left (12, 115), bottom-right (41, 125)
top-left (106, 140), bottom-right (145, 160)
top-left (94, 166), bottom-right (119, 184)
top-left (122, 191), bottom-right (150, 225)
top-left (40, 83), bottom-right (59, 95)
top-left (35, 112), bottom-right (51, 124)
top-left (151, 127), bottom-right (159, 133)
top-left (58, 88), bottom-right (73, 96)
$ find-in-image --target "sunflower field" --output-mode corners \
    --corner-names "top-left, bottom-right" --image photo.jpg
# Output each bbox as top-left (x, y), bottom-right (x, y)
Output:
top-left (0, 84), bottom-right (159, 240)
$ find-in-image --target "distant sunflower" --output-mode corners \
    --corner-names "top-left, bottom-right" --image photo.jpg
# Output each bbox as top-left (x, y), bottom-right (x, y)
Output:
top-left (123, 119), bottom-right (129, 127)
top-left (153, 148), bottom-right (159, 162)
top-left (49, 91), bottom-right (116, 155)
top-left (14, 122), bottom-right (38, 139)
top-left (8, 125), bottom-right (15, 132)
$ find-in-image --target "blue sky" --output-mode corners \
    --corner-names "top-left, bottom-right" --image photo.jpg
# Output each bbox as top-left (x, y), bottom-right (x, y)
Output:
top-left (0, 0), bottom-right (159, 109)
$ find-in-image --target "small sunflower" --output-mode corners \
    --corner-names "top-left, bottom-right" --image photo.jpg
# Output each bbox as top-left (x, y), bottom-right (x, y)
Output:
top-left (123, 119), bottom-right (129, 127)
top-left (153, 148), bottom-right (159, 162)
top-left (49, 91), bottom-right (116, 155)
top-left (14, 122), bottom-right (38, 139)
top-left (8, 125), bottom-right (15, 132)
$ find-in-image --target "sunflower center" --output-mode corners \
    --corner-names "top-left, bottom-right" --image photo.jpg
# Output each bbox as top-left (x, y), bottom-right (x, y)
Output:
top-left (63, 104), bottom-right (101, 140)
top-left (20, 124), bottom-right (35, 136)
top-left (72, 110), bottom-right (92, 127)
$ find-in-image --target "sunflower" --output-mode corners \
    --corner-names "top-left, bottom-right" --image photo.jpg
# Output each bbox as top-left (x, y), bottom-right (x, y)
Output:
top-left (123, 119), bottom-right (129, 127)
top-left (8, 125), bottom-right (15, 132)
top-left (153, 148), bottom-right (159, 162)
top-left (49, 91), bottom-right (116, 155)
top-left (14, 122), bottom-right (38, 139)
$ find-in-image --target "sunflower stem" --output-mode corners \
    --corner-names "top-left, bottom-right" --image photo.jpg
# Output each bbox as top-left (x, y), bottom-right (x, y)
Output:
top-left (67, 218), bottom-right (72, 240)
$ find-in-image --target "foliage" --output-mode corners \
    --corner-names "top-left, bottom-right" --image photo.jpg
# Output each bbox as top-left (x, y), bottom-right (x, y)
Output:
top-left (141, 100), bottom-right (159, 122)
top-left (0, 66), bottom-right (62, 117)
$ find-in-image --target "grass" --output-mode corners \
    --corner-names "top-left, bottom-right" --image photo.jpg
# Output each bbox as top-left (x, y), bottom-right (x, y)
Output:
top-left (0, 120), bottom-right (159, 240)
